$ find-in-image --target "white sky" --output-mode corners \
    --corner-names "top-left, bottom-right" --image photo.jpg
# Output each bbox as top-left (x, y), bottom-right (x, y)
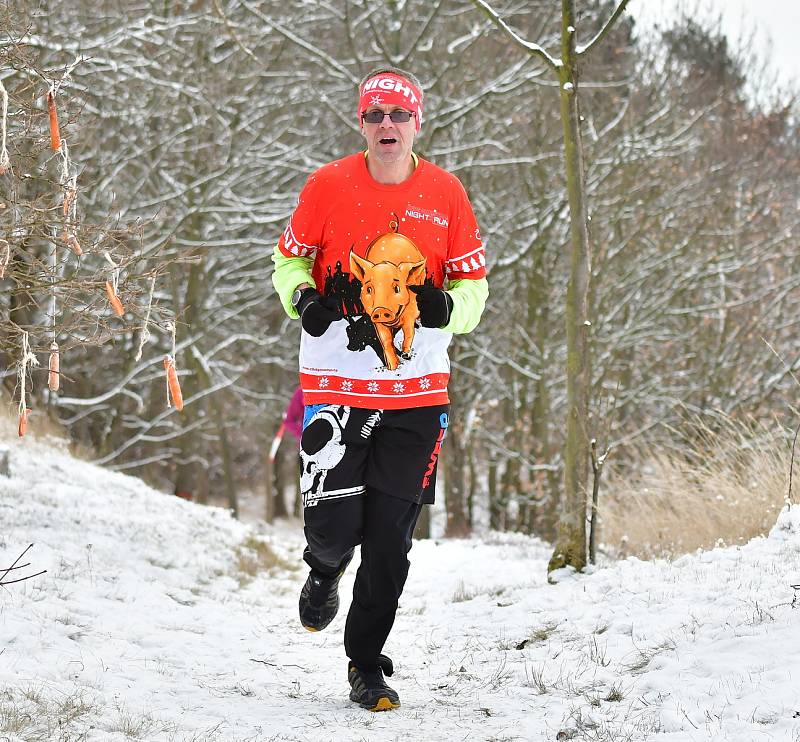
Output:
top-left (629, 0), bottom-right (800, 95)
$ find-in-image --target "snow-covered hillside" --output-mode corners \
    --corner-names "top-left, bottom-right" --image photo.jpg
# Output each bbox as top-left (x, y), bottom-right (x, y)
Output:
top-left (1, 434), bottom-right (799, 741)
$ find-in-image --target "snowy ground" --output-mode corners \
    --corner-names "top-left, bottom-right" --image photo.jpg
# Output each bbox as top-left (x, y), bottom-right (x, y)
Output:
top-left (1, 434), bottom-right (799, 742)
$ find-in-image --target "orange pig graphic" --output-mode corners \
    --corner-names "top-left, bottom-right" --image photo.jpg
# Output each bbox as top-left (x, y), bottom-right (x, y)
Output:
top-left (349, 222), bottom-right (426, 371)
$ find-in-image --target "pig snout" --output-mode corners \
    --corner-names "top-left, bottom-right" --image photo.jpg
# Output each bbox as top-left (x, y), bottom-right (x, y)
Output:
top-left (371, 307), bottom-right (395, 323)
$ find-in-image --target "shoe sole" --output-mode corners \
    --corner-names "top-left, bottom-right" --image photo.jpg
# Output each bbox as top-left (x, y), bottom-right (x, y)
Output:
top-left (299, 570), bottom-right (344, 632)
top-left (349, 689), bottom-right (401, 711)
top-left (367, 697), bottom-right (401, 712)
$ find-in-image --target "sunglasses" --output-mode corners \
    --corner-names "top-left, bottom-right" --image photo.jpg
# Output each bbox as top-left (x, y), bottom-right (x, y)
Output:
top-left (361, 109), bottom-right (415, 124)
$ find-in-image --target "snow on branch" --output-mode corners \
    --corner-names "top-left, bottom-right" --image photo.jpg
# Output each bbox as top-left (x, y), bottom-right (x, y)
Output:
top-left (576, 0), bottom-right (631, 57)
top-left (211, 0), bottom-right (260, 64)
top-left (469, 0), bottom-right (561, 70)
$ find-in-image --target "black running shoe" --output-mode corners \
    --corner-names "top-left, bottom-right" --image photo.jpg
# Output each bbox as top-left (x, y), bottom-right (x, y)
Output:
top-left (348, 654), bottom-right (401, 711)
top-left (298, 568), bottom-right (343, 632)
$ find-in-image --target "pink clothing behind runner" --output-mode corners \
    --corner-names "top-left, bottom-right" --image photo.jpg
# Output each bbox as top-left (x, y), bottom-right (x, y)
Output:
top-left (283, 387), bottom-right (304, 440)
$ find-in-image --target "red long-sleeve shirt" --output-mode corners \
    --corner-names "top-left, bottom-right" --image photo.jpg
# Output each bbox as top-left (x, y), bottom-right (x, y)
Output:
top-left (278, 153), bottom-right (485, 409)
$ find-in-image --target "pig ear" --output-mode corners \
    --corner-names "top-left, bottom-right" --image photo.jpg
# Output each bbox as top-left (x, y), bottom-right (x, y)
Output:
top-left (349, 251), bottom-right (373, 282)
top-left (400, 259), bottom-right (427, 286)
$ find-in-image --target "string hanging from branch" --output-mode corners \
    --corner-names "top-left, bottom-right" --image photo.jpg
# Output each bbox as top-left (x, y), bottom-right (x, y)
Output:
top-left (0, 78), bottom-right (10, 174)
top-left (49, 215), bottom-right (59, 393)
top-left (59, 142), bottom-right (81, 256)
top-left (46, 87), bottom-right (61, 152)
top-left (17, 332), bottom-right (39, 437)
top-left (164, 321), bottom-right (184, 411)
top-left (0, 239), bottom-right (9, 279)
top-left (134, 275), bottom-right (157, 362)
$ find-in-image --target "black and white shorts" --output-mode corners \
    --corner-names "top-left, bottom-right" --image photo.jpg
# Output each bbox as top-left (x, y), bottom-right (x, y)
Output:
top-left (299, 404), bottom-right (449, 507)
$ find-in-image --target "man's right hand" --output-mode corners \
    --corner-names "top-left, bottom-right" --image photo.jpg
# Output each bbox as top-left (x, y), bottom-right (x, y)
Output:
top-left (296, 288), bottom-right (341, 337)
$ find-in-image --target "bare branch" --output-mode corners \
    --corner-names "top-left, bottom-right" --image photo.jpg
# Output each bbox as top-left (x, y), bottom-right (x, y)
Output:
top-left (576, 0), bottom-right (632, 57)
top-left (0, 545), bottom-right (47, 587)
top-left (239, 0), bottom-right (360, 85)
top-left (469, 0), bottom-right (561, 71)
top-left (211, 0), bottom-right (261, 64)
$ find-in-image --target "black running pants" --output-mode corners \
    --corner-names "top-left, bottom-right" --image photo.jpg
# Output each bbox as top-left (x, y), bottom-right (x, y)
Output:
top-left (303, 487), bottom-right (422, 670)
top-left (300, 404), bottom-right (447, 669)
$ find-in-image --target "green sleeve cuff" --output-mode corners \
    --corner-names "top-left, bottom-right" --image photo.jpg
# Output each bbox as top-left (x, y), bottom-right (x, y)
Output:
top-left (271, 243), bottom-right (316, 318)
top-left (442, 277), bottom-right (488, 334)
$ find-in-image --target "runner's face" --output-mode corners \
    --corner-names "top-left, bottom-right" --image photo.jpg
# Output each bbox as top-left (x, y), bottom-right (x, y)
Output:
top-left (361, 104), bottom-right (416, 165)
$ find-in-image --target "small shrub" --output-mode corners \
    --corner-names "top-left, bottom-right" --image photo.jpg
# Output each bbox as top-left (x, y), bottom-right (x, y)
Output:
top-left (524, 664), bottom-right (548, 694)
top-left (601, 412), bottom-right (789, 558)
top-left (107, 703), bottom-right (174, 739)
top-left (451, 579), bottom-right (479, 603)
top-left (604, 685), bottom-right (625, 702)
top-left (529, 621), bottom-right (559, 643)
top-left (0, 687), bottom-right (97, 740)
top-left (234, 535), bottom-right (294, 585)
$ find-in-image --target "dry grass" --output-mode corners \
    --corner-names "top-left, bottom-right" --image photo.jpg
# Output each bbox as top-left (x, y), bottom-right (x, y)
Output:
top-left (528, 620), bottom-right (560, 644)
top-left (234, 534), bottom-right (295, 585)
top-left (600, 413), bottom-right (791, 559)
top-left (0, 388), bottom-right (99, 465)
top-left (0, 686), bottom-right (97, 740)
top-left (107, 702), bottom-right (175, 738)
top-left (451, 579), bottom-right (479, 603)
top-left (0, 388), bottom-right (70, 442)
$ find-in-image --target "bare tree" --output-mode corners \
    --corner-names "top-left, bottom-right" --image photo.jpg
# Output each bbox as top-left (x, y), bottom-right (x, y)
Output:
top-left (0, 9), bottom-right (168, 438)
top-left (4, 0), bottom-right (797, 545)
top-left (472, 0), bottom-right (631, 574)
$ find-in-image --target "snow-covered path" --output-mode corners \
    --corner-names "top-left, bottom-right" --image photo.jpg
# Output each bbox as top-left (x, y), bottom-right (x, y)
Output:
top-left (1, 434), bottom-right (799, 741)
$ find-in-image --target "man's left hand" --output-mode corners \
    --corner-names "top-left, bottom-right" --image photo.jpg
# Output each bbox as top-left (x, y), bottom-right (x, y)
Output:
top-left (410, 285), bottom-right (453, 328)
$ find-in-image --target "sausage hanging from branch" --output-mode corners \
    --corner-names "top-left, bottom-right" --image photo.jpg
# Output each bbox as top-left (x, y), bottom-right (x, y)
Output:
top-left (62, 230), bottom-right (82, 256)
top-left (105, 280), bottom-right (124, 316)
top-left (48, 341), bottom-right (59, 392)
top-left (163, 355), bottom-right (184, 411)
top-left (163, 320), bottom-right (184, 411)
top-left (47, 88), bottom-right (61, 152)
top-left (62, 187), bottom-right (74, 217)
top-left (18, 408), bottom-right (31, 437)
top-left (16, 332), bottom-right (39, 438)
top-left (103, 252), bottom-right (124, 316)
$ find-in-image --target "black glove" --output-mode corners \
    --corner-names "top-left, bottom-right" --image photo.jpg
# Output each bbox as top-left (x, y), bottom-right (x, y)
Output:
top-left (296, 289), bottom-right (341, 337)
top-left (410, 285), bottom-right (454, 328)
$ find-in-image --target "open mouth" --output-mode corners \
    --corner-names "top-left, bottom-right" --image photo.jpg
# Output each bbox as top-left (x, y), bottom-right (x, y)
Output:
top-left (379, 137), bottom-right (397, 145)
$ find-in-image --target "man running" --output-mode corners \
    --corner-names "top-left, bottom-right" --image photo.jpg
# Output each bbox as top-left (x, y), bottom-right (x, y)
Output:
top-left (271, 66), bottom-right (488, 711)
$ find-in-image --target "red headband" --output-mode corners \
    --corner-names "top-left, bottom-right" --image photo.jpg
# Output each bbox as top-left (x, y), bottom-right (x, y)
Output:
top-left (359, 73), bottom-right (423, 132)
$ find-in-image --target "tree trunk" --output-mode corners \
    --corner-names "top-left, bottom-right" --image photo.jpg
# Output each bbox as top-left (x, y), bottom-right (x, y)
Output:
top-left (443, 423), bottom-right (470, 537)
top-left (414, 504), bottom-right (431, 539)
top-left (273, 442), bottom-right (291, 518)
top-left (172, 248), bottom-right (206, 503)
top-left (548, 0), bottom-right (592, 576)
top-left (213, 397), bottom-right (238, 519)
top-left (487, 453), bottom-right (498, 529)
top-left (264, 451), bottom-right (275, 523)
